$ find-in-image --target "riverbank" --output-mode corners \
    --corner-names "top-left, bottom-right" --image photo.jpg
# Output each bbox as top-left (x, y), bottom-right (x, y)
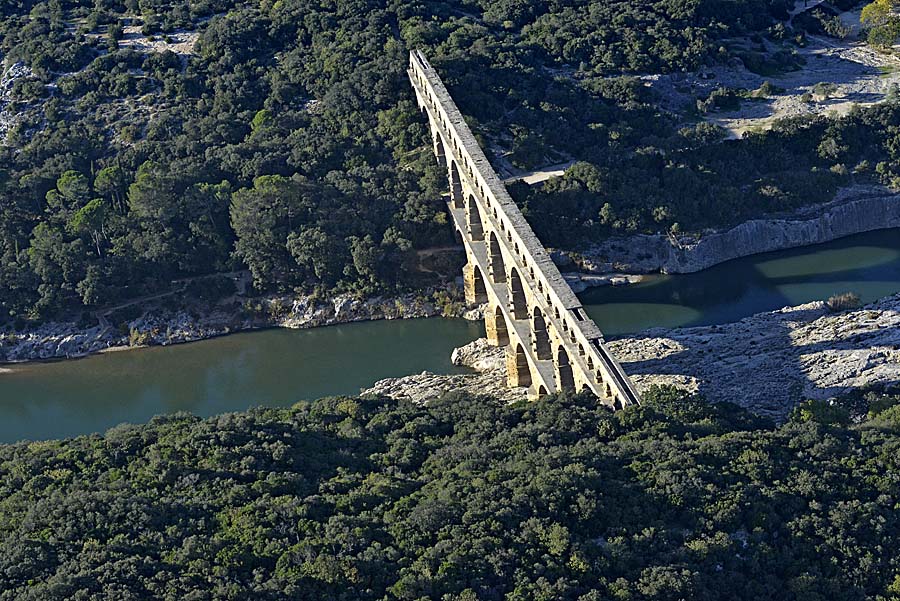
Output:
top-left (365, 293), bottom-right (900, 421)
top-left (573, 185), bottom-right (900, 278)
top-left (0, 288), bottom-right (461, 363)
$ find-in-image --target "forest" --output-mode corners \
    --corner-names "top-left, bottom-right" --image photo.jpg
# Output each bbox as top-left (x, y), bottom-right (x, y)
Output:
top-left (0, 385), bottom-right (898, 599)
top-left (1, 0), bottom-right (894, 324)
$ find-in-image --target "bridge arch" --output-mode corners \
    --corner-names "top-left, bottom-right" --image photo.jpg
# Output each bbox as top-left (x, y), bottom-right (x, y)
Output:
top-left (433, 133), bottom-right (446, 165)
top-left (532, 307), bottom-right (552, 360)
top-left (466, 195), bottom-right (484, 241)
top-left (488, 304), bottom-right (509, 346)
top-left (508, 268), bottom-right (528, 320)
top-left (508, 343), bottom-right (532, 388)
top-left (555, 346), bottom-right (576, 392)
top-left (449, 161), bottom-right (463, 209)
top-left (488, 232), bottom-right (505, 284)
top-left (473, 265), bottom-right (488, 304)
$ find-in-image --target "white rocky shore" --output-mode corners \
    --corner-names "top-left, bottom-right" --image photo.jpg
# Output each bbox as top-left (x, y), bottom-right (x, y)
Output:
top-left (365, 294), bottom-right (900, 421)
top-left (576, 186), bottom-right (900, 276)
top-left (0, 292), bottom-right (446, 363)
top-left (365, 337), bottom-right (528, 404)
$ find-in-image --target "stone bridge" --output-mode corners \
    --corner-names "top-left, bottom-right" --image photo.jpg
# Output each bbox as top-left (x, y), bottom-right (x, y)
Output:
top-left (407, 50), bottom-right (641, 409)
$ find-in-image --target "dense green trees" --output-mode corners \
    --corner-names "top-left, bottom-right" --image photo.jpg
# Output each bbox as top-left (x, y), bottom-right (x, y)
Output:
top-left (515, 103), bottom-right (900, 247)
top-left (861, 0), bottom-right (900, 47)
top-left (0, 0), bottom-right (889, 325)
top-left (0, 386), bottom-right (898, 599)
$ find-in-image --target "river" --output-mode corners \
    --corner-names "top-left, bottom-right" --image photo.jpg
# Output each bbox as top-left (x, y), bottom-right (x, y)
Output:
top-left (2, 228), bottom-right (899, 442)
top-left (0, 319), bottom-right (484, 443)
top-left (581, 227), bottom-right (900, 335)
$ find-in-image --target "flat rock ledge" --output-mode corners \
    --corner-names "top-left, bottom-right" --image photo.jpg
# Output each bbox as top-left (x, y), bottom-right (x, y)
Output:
top-left (365, 294), bottom-right (900, 421)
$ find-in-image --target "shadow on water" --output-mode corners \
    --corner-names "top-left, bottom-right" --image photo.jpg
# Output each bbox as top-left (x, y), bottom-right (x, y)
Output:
top-left (581, 229), bottom-right (900, 335)
top-left (582, 228), bottom-right (900, 410)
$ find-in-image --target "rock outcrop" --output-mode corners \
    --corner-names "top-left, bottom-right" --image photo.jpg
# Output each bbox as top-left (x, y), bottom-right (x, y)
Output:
top-left (364, 338), bottom-right (527, 404)
top-left (610, 294), bottom-right (900, 420)
top-left (580, 187), bottom-right (900, 274)
top-left (365, 294), bottom-right (900, 421)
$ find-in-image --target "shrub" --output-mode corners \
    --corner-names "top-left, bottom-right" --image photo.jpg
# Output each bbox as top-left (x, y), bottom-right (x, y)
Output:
top-left (826, 291), bottom-right (861, 311)
top-left (128, 327), bottom-right (151, 346)
top-left (812, 82), bottom-right (838, 100)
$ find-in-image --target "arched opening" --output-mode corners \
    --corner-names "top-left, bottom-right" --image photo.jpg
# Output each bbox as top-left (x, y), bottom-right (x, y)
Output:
top-left (488, 232), bottom-right (505, 284)
top-left (449, 161), bottom-right (463, 209)
top-left (508, 269), bottom-right (528, 320)
top-left (473, 266), bottom-right (487, 304)
top-left (537, 385), bottom-right (549, 396)
top-left (509, 343), bottom-right (532, 388)
top-left (488, 304), bottom-right (509, 347)
top-left (555, 346), bottom-right (576, 392)
top-left (433, 133), bottom-right (446, 165)
top-left (466, 195), bottom-right (484, 241)
top-left (532, 307), bottom-right (552, 360)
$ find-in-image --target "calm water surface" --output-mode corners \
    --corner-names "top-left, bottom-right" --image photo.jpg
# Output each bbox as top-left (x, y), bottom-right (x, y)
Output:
top-left (2, 228), bottom-right (899, 442)
top-left (0, 319), bottom-right (483, 443)
top-left (582, 228), bottom-right (900, 335)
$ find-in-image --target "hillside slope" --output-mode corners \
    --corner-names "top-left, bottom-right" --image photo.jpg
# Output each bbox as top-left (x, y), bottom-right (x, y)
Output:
top-left (0, 387), bottom-right (898, 599)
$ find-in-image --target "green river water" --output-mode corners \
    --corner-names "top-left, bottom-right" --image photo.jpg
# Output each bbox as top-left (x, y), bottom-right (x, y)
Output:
top-left (1, 228), bottom-right (899, 442)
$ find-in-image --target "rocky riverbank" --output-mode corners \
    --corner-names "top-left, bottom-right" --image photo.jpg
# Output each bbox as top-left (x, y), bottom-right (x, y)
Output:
top-left (0, 290), bottom-right (458, 363)
top-left (365, 294), bottom-right (900, 421)
top-left (576, 186), bottom-right (900, 276)
top-left (365, 337), bottom-right (527, 404)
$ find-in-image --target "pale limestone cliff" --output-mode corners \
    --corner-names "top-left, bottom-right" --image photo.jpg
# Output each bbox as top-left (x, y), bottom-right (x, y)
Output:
top-left (580, 187), bottom-right (900, 275)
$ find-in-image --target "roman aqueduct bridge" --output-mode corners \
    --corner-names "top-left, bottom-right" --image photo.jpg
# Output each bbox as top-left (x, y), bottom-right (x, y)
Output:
top-left (408, 50), bottom-right (641, 408)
